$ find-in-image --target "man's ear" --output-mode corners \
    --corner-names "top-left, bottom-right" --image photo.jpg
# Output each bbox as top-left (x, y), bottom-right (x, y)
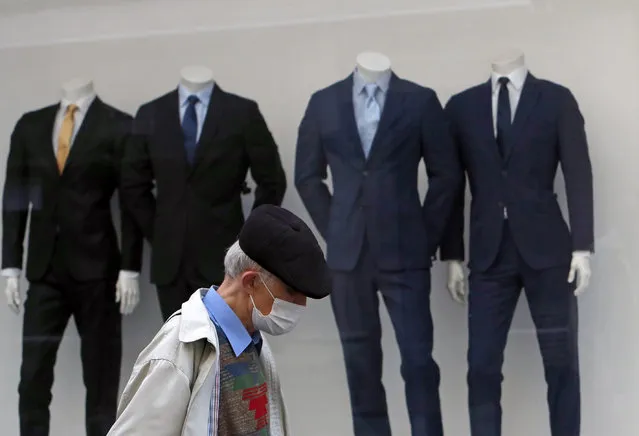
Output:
top-left (240, 271), bottom-right (259, 292)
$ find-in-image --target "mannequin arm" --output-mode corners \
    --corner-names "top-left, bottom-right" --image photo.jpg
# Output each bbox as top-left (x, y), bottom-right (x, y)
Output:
top-left (568, 250), bottom-right (592, 296)
top-left (421, 90), bottom-right (463, 257)
top-left (558, 89), bottom-right (594, 253)
top-left (121, 106), bottom-right (156, 242)
top-left (2, 117), bottom-right (29, 270)
top-left (116, 114), bottom-right (144, 272)
top-left (116, 270), bottom-right (140, 315)
top-left (447, 260), bottom-right (467, 304)
top-left (438, 98), bottom-right (466, 261)
top-left (244, 101), bottom-right (287, 208)
top-left (294, 95), bottom-right (332, 239)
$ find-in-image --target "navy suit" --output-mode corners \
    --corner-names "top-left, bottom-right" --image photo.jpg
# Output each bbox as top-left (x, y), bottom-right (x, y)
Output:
top-left (441, 73), bottom-right (593, 436)
top-left (295, 73), bottom-right (461, 436)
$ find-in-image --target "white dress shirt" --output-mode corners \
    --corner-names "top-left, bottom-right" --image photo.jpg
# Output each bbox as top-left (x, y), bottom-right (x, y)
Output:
top-left (52, 94), bottom-right (97, 154)
top-left (490, 65), bottom-right (528, 136)
top-left (490, 66), bottom-right (528, 221)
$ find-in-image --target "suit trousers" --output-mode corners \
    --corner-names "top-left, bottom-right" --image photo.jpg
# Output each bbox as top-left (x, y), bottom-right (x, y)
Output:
top-left (331, 243), bottom-right (443, 436)
top-left (18, 241), bottom-right (121, 436)
top-left (467, 221), bottom-right (580, 436)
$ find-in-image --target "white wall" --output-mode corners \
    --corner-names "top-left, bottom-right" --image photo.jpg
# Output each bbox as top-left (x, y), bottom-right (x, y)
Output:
top-left (0, 0), bottom-right (638, 435)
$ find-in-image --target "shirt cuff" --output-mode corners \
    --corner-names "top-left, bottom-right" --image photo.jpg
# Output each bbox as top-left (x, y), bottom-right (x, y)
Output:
top-left (119, 270), bottom-right (140, 279)
top-left (1, 268), bottom-right (21, 278)
top-left (572, 250), bottom-right (591, 258)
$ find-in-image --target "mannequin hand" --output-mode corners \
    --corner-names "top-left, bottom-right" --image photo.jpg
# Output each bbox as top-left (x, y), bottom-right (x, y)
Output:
top-left (447, 261), bottom-right (467, 304)
top-left (115, 271), bottom-right (140, 315)
top-left (567, 251), bottom-right (592, 297)
top-left (5, 277), bottom-right (22, 314)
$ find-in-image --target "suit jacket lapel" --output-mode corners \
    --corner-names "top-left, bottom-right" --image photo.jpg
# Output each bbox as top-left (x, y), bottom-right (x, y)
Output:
top-left (504, 73), bottom-right (540, 164)
top-left (478, 80), bottom-right (503, 165)
top-left (367, 73), bottom-right (404, 163)
top-left (40, 105), bottom-right (60, 176)
top-left (62, 97), bottom-right (101, 174)
top-left (338, 75), bottom-right (366, 163)
top-left (191, 86), bottom-right (224, 172)
top-left (159, 90), bottom-right (189, 171)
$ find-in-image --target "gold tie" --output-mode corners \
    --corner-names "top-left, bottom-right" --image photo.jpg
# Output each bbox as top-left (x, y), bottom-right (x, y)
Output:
top-left (56, 104), bottom-right (78, 173)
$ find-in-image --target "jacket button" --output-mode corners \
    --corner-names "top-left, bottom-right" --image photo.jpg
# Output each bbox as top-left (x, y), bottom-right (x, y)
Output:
top-left (362, 171), bottom-right (368, 177)
top-left (501, 170), bottom-right (507, 177)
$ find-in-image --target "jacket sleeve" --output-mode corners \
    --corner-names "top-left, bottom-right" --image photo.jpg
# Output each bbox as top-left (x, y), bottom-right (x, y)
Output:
top-left (107, 358), bottom-right (191, 435)
top-left (420, 90), bottom-right (464, 258)
top-left (558, 88), bottom-right (594, 253)
top-left (245, 101), bottom-right (287, 208)
top-left (2, 117), bottom-right (29, 270)
top-left (294, 95), bottom-right (332, 239)
top-left (438, 97), bottom-right (466, 261)
top-left (115, 113), bottom-right (144, 272)
top-left (120, 106), bottom-right (156, 242)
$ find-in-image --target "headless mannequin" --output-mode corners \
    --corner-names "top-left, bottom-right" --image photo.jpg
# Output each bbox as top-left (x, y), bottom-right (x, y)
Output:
top-left (3, 78), bottom-right (140, 315)
top-left (446, 49), bottom-right (592, 304)
top-left (355, 51), bottom-right (392, 82)
top-left (179, 65), bottom-right (214, 92)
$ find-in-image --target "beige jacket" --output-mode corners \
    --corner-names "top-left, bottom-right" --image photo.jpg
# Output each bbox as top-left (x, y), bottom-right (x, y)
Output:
top-left (108, 289), bottom-right (290, 436)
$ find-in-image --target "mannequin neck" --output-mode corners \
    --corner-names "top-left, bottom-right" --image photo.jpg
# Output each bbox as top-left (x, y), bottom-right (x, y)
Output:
top-left (179, 65), bottom-right (214, 93)
top-left (61, 78), bottom-right (96, 103)
top-left (355, 51), bottom-right (392, 83)
top-left (491, 49), bottom-right (526, 76)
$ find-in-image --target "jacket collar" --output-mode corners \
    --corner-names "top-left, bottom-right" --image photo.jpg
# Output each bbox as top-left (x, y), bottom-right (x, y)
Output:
top-left (178, 288), bottom-right (219, 345)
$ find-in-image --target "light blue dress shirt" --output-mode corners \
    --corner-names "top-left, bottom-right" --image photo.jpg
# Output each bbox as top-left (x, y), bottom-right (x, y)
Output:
top-left (177, 82), bottom-right (214, 143)
top-left (202, 286), bottom-right (262, 357)
top-left (352, 68), bottom-right (392, 155)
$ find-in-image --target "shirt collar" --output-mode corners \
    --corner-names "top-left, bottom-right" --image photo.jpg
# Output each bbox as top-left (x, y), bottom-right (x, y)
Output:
top-left (491, 65), bottom-right (528, 94)
top-left (178, 82), bottom-right (215, 108)
top-left (61, 93), bottom-right (96, 114)
top-left (201, 286), bottom-right (261, 357)
top-left (353, 67), bottom-right (392, 95)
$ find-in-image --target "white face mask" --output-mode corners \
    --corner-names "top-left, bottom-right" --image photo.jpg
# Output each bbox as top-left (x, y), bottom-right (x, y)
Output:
top-left (250, 277), bottom-right (305, 336)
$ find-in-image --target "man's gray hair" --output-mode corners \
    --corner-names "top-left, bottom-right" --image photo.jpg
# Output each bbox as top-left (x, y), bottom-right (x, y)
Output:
top-left (224, 240), bottom-right (274, 283)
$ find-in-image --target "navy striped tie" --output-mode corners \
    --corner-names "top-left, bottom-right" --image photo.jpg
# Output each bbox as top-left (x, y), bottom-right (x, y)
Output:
top-left (182, 95), bottom-right (199, 165)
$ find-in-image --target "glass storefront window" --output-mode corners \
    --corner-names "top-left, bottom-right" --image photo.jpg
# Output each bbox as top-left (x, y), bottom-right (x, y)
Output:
top-left (0, 1), bottom-right (638, 435)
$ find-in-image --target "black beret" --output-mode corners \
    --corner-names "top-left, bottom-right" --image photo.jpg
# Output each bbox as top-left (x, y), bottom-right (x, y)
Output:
top-left (238, 205), bottom-right (331, 299)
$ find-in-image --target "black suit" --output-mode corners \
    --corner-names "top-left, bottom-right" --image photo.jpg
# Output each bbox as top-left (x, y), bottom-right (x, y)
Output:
top-left (122, 86), bottom-right (286, 320)
top-left (2, 98), bottom-right (143, 436)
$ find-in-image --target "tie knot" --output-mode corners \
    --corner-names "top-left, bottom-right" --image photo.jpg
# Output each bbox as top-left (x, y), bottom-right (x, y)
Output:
top-left (187, 95), bottom-right (199, 105)
top-left (364, 83), bottom-right (378, 98)
top-left (498, 77), bottom-right (510, 87)
top-left (66, 104), bottom-right (78, 115)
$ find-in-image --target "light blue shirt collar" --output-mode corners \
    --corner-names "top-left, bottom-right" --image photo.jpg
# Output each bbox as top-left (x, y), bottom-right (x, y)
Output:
top-left (353, 68), bottom-right (392, 96)
top-left (202, 286), bottom-right (261, 357)
top-left (178, 82), bottom-right (214, 108)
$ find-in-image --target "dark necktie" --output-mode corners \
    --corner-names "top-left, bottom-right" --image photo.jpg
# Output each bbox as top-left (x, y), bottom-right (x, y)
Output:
top-left (496, 77), bottom-right (511, 159)
top-left (182, 95), bottom-right (199, 165)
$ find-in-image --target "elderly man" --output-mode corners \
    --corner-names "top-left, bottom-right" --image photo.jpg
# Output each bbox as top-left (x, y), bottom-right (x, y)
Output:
top-left (107, 205), bottom-right (331, 435)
